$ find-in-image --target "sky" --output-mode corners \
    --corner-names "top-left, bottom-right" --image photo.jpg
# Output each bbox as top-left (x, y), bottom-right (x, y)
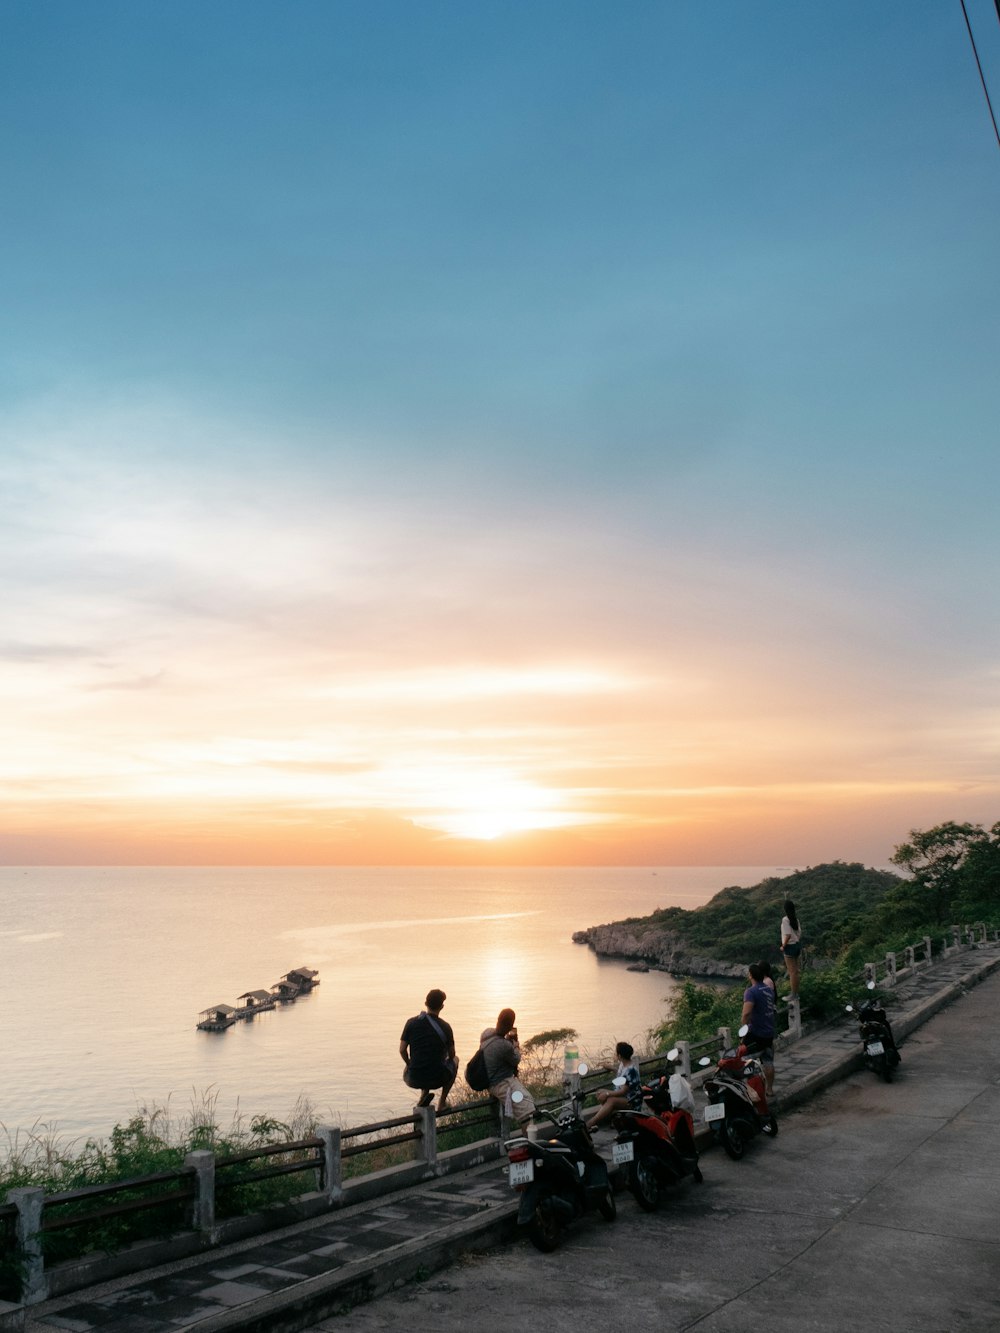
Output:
top-left (1, 1), bottom-right (999, 867)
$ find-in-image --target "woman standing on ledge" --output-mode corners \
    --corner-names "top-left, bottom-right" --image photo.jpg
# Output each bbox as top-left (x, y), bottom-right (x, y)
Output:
top-left (780, 899), bottom-right (802, 997)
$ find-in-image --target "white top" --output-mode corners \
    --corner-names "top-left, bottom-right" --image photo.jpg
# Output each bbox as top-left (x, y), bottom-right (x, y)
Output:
top-left (668, 1072), bottom-right (696, 1115)
top-left (780, 916), bottom-right (801, 945)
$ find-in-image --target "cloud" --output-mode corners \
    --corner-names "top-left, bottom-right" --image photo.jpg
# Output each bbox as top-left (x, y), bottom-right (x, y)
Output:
top-left (2, 390), bottom-right (999, 865)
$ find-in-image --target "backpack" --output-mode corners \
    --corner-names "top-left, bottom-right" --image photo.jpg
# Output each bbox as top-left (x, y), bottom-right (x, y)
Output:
top-left (464, 1047), bottom-right (490, 1092)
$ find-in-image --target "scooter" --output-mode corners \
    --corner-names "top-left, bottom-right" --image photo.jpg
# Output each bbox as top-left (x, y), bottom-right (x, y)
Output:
top-left (503, 1071), bottom-right (616, 1251)
top-left (846, 981), bottom-right (901, 1082)
top-left (701, 1025), bottom-right (778, 1160)
top-left (611, 1049), bottom-right (703, 1211)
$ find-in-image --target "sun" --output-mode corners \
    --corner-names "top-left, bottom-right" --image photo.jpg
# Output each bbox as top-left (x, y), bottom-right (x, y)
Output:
top-left (428, 809), bottom-right (583, 842)
top-left (399, 767), bottom-right (584, 842)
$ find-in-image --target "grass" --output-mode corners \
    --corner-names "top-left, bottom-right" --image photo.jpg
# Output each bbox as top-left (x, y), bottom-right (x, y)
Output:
top-left (0, 1089), bottom-right (334, 1285)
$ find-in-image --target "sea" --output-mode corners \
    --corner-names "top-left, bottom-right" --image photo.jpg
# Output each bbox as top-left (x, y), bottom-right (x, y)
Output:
top-left (0, 865), bottom-right (782, 1148)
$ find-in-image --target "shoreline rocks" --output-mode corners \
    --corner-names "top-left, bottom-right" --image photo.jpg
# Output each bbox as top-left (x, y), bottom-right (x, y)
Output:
top-left (572, 922), bottom-right (748, 980)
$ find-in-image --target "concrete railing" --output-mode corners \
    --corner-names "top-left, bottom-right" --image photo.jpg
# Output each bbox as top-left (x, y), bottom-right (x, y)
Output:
top-left (863, 921), bottom-right (998, 989)
top-left (2, 1102), bottom-right (506, 1307)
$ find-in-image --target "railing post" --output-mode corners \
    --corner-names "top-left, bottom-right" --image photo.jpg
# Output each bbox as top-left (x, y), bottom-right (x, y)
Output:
top-left (904, 946), bottom-right (915, 972)
top-left (414, 1105), bottom-right (437, 1166)
top-left (951, 926), bottom-right (961, 951)
top-left (184, 1150), bottom-right (215, 1239)
top-left (316, 1126), bottom-right (342, 1205)
top-left (717, 1026), bottom-right (732, 1053)
top-left (562, 1067), bottom-right (582, 1108)
top-left (785, 995), bottom-right (802, 1039)
top-left (674, 1040), bottom-right (692, 1079)
top-left (8, 1186), bottom-right (46, 1304)
top-left (923, 935), bottom-right (932, 965)
top-left (491, 1098), bottom-right (508, 1144)
top-left (863, 962), bottom-right (876, 986)
top-left (885, 952), bottom-right (897, 986)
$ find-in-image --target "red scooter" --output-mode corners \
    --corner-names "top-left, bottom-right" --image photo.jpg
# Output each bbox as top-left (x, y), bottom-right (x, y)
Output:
top-left (701, 1025), bottom-right (778, 1160)
top-left (611, 1051), bottom-right (703, 1211)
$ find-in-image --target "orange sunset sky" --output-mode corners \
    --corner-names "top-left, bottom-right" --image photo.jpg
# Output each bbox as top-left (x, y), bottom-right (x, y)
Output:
top-left (2, 5), bottom-right (999, 867)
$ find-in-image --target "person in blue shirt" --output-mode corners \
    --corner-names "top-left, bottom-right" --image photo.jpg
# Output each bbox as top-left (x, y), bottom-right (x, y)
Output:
top-left (741, 962), bottom-right (776, 1098)
top-left (585, 1041), bottom-right (644, 1130)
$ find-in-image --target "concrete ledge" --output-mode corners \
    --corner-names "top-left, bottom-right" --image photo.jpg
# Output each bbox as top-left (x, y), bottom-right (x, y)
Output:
top-left (891, 950), bottom-right (1000, 1044)
top-left (778, 1049), bottom-right (863, 1112)
top-left (188, 1199), bottom-right (520, 1333)
top-left (0, 1301), bottom-right (24, 1333)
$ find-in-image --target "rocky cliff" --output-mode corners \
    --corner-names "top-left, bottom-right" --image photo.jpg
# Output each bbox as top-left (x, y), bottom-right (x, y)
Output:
top-left (572, 921), bottom-right (748, 979)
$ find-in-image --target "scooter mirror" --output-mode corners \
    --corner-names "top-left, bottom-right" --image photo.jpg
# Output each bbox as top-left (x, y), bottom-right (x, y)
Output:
top-left (738, 1024), bottom-right (750, 1038)
top-left (578, 1062), bottom-right (589, 1076)
top-left (612, 1076), bottom-right (627, 1090)
top-left (845, 1004), bottom-right (854, 1013)
top-left (866, 980), bottom-right (876, 990)
top-left (698, 1056), bottom-right (712, 1067)
top-left (511, 1090), bottom-right (525, 1105)
top-left (666, 1047), bottom-right (680, 1061)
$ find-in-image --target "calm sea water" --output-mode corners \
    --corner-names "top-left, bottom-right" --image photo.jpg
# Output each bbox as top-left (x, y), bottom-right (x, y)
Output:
top-left (0, 866), bottom-right (780, 1145)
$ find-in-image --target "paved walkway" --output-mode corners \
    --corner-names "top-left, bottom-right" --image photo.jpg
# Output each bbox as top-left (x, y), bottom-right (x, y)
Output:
top-left (22, 943), bottom-right (1000, 1333)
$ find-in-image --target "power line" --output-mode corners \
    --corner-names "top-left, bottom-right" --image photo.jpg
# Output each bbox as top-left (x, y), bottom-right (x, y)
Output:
top-left (961, 0), bottom-right (1000, 151)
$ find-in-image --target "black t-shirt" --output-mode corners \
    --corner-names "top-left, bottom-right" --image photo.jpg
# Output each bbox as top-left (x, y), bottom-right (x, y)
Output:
top-left (401, 1012), bottom-right (454, 1084)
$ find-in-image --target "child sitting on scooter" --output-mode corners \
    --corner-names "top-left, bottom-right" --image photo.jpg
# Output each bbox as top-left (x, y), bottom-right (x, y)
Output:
top-left (585, 1042), bottom-right (643, 1130)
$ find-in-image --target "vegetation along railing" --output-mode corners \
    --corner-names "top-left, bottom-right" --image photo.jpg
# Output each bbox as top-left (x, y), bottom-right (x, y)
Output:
top-left (1, 1099), bottom-right (508, 1307)
top-left (4, 919), bottom-right (998, 1309)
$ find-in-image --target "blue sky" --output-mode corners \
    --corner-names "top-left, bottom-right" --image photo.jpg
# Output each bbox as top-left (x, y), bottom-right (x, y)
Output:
top-left (1, 2), bottom-right (999, 864)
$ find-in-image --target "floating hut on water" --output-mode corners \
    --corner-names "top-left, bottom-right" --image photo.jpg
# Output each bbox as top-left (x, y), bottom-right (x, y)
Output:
top-left (236, 989), bottom-right (276, 1017)
top-left (196, 1003), bottom-right (238, 1031)
top-left (285, 966), bottom-right (320, 991)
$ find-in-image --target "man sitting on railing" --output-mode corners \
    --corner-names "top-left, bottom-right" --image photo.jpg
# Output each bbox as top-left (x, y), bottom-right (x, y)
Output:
top-left (400, 989), bottom-right (458, 1114)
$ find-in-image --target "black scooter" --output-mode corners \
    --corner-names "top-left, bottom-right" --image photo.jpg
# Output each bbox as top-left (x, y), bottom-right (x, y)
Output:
top-left (503, 1074), bottom-right (616, 1251)
top-left (846, 981), bottom-right (901, 1082)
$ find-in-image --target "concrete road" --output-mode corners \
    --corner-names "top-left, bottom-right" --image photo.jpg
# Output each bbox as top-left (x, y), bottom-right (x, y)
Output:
top-left (306, 969), bottom-right (1000, 1333)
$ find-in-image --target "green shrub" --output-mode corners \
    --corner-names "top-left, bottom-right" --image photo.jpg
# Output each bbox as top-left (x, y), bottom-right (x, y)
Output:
top-left (652, 980), bottom-right (742, 1051)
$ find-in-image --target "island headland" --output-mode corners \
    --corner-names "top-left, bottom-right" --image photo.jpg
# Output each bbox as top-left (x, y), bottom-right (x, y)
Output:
top-left (573, 862), bottom-right (903, 977)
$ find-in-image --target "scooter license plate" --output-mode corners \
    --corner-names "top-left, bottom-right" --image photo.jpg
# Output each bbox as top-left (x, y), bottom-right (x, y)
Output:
top-left (866, 1040), bottom-right (885, 1056)
top-left (612, 1140), bottom-right (635, 1165)
top-left (704, 1103), bottom-right (726, 1123)
top-left (508, 1159), bottom-right (534, 1187)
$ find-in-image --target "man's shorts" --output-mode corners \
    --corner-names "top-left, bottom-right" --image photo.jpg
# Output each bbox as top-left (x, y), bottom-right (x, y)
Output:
top-left (742, 1033), bottom-right (774, 1066)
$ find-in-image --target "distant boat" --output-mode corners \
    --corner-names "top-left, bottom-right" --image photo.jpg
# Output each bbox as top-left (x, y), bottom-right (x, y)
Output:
top-left (196, 1003), bottom-right (238, 1032)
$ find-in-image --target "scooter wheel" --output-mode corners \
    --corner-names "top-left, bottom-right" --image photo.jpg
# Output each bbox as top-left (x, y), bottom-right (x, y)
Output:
top-left (721, 1119), bottom-right (746, 1160)
top-left (528, 1196), bottom-right (562, 1252)
top-left (597, 1185), bottom-right (617, 1222)
top-left (693, 1164), bottom-right (704, 1183)
top-left (631, 1158), bottom-right (661, 1212)
top-left (761, 1114), bottom-right (779, 1138)
top-left (881, 1058), bottom-right (894, 1084)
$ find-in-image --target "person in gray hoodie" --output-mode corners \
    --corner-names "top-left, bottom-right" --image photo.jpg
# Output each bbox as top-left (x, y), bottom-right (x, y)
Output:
top-left (480, 1007), bottom-right (534, 1124)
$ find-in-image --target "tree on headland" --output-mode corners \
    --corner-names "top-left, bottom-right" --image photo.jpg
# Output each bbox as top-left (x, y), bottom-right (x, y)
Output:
top-left (888, 820), bottom-right (1000, 926)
